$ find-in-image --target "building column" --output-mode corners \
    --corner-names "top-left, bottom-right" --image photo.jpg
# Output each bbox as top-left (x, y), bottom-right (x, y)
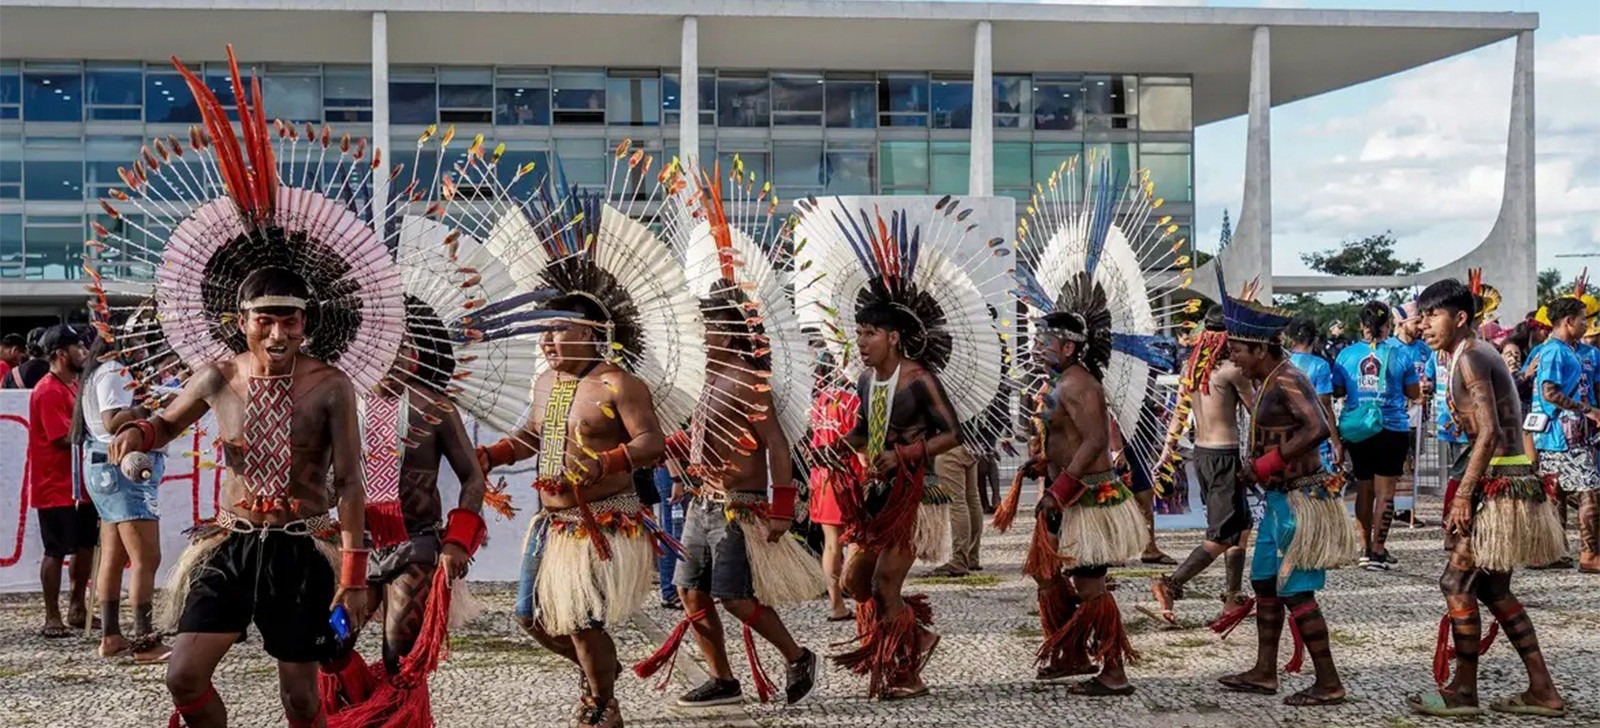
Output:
top-left (371, 10), bottom-right (390, 225)
top-left (679, 16), bottom-right (700, 169)
top-left (1498, 30), bottom-right (1536, 316)
top-left (1235, 25), bottom-right (1272, 299)
top-left (968, 20), bottom-right (994, 197)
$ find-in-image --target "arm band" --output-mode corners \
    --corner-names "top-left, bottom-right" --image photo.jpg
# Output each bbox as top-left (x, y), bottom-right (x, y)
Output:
top-left (442, 508), bottom-right (488, 558)
top-left (1252, 448), bottom-right (1287, 482)
top-left (339, 549), bottom-right (370, 590)
top-left (114, 419), bottom-right (159, 452)
top-left (768, 483), bottom-right (798, 521)
top-left (896, 441), bottom-right (927, 467)
top-left (597, 445), bottom-right (634, 479)
top-left (1046, 471), bottom-right (1085, 506)
top-left (477, 439), bottom-right (517, 473)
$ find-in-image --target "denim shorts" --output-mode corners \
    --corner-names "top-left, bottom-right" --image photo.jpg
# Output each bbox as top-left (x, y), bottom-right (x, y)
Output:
top-left (82, 445), bottom-right (164, 523)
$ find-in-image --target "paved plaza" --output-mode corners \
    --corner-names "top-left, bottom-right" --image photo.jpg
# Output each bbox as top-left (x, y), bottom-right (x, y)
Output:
top-left (3, 504), bottom-right (1596, 727)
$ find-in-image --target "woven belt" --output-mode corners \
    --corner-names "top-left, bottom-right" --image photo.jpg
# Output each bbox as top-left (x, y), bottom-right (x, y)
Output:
top-left (694, 489), bottom-right (765, 512)
top-left (546, 492), bottom-right (644, 523)
top-left (215, 509), bottom-right (337, 537)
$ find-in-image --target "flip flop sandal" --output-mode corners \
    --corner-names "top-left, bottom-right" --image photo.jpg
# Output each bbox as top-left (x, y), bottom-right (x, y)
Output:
top-left (1067, 677), bottom-right (1136, 697)
top-left (826, 613), bottom-right (855, 623)
top-left (1036, 663), bottom-right (1099, 681)
top-left (1490, 695), bottom-right (1567, 718)
top-left (98, 643), bottom-right (132, 658)
top-left (880, 685), bottom-right (930, 701)
top-left (916, 632), bottom-right (942, 672)
top-left (1141, 554), bottom-right (1179, 566)
top-left (1218, 676), bottom-right (1277, 695)
top-left (40, 626), bottom-right (73, 639)
top-left (1407, 691), bottom-right (1485, 717)
top-left (1284, 689), bottom-right (1346, 707)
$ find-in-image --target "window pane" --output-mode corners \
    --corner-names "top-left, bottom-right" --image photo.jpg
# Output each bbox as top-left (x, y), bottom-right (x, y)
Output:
top-left (930, 79), bottom-right (972, 130)
top-left (1033, 77), bottom-right (1081, 131)
top-left (772, 74), bottom-right (823, 127)
top-left (1, 137), bottom-right (21, 200)
top-left (717, 76), bottom-right (769, 128)
top-left (1139, 83), bottom-right (1192, 132)
top-left (555, 138), bottom-right (606, 188)
top-left (823, 150), bottom-right (873, 195)
top-left (86, 136), bottom-right (142, 199)
top-left (994, 142), bottom-right (1031, 191)
top-left (24, 70), bottom-right (83, 122)
top-left (994, 75), bottom-right (1030, 129)
top-left (24, 216), bottom-right (84, 280)
top-left (24, 140), bottom-right (83, 200)
top-left (824, 79), bottom-right (875, 129)
top-left (552, 71), bottom-right (605, 124)
top-left (144, 71), bottom-right (200, 123)
top-left (773, 143), bottom-right (823, 194)
top-left (1086, 142), bottom-right (1137, 187)
top-left (878, 74), bottom-right (927, 127)
top-left (1141, 145), bottom-right (1191, 202)
top-left (1083, 75), bottom-right (1135, 130)
top-left (0, 213), bottom-right (20, 279)
top-left (879, 141), bottom-right (928, 189)
top-left (930, 141), bottom-right (970, 195)
top-left (202, 69), bottom-right (240, 121)
top-left (86, 64), bottom-right (142, 108)
top-left (715, 152), bottom-right (768, 198)
top-left (494, 148), bottom-right (549, 195)
top-left (496, 72), bottom-right (550, 126)
top-left (1032, 142), bottom-right (1084, 200)
top-left (391, 81), bottom-right (437, 124)
top-left (263, 74), bottom-right (321, 123)
top-left (606, 76), bottom-right (660, 127)
top-left (0, 63), bottom-right (19, 108)
top-left (438, 67), bottom-right (492, 123)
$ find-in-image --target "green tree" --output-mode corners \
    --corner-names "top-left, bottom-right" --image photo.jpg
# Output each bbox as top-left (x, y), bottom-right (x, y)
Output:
top-left (1275, 292), bottom-right (1362, 339)
top-left (1536, 267), bottom-right (1575, 304)
top-left (1299, 231), bottom-right (1424, 304)
top-left (1218, 209), bottom-right (1233, 253)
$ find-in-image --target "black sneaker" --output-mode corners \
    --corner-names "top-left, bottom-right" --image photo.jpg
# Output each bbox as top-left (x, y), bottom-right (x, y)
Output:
top-left (676, 678), bottom-right (742, 707)
top-left (785, 648), bottom-right (819, 705)
top-left (1364, 552), bottom-right (1396, 571)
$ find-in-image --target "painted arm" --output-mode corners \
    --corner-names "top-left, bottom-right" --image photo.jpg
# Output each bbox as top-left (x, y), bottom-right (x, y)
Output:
top-left (440, 405), bottom-right (486, 514)
top-left (611, 371), bottom-right (665, 471)
top-left (106, 363), bottom-right (221, 461)
top-left (325, 374), bottom-right (366, 551)
top-left (915, 374), bottom-right (962, 460)
top-left (1541, 380), bottom-right (1595, 417)
top-left (1453, 351), bottom-right (1501, 510)
top-left (1272, 371), bottom-right (1331, 463)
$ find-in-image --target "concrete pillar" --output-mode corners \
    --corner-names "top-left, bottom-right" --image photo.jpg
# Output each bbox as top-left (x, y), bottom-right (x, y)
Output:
top-left (969, 20), bottom-right (994, 197)
top-left (1236, 25), bottom-right (1272, 299)
top-left (1495, 30), bottom-right (1536, 316)
top-left (371, 10), bottom-right (390, 225)
top-left (679, 16), bottom-right (700, 170)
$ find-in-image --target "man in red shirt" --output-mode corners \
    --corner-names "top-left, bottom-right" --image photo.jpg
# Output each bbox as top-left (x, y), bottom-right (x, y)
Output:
top-left (0, 333), bottom-right (26, 385)
top-left (28, 325), bottom-right (93, 638)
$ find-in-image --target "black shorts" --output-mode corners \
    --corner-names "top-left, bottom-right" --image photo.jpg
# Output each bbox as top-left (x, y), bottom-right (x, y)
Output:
top-left (1193, 446), bottom-right (1250, 545)
top-left (38, 503), bottom-right (98, 558)
top-left (178, 531), bottom-right (338, 663)
top-left (368, 529), bottom-right (440, 587)
top-left (674, 499), bottom-right (756, 601)
top-left (1346, 428), bottom-right (1410, 480)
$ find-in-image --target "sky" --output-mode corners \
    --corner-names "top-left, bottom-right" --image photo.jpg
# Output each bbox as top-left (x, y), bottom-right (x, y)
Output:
top-left (918, 0), bottom-right (1600, 283)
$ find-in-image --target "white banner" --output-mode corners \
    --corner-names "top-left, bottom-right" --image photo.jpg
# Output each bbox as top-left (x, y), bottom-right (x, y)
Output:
top-left (0, 390), bottom-right (544, 593)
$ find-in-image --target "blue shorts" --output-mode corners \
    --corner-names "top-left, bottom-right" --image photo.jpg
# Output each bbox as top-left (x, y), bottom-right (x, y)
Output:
top-left (1250, 490), bottom-right (1326, 596)
top-left (514, 516), bottom-right (548, 620)
top-left (82, 445), bottom-right (164, 523)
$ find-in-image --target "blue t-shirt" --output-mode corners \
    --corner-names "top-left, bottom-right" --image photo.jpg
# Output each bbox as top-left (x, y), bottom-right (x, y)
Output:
top-left (1399, 338), bottom-right (1431, 381)
top-left (1532, 338), bottom-right (1586, 452)
top-left (1288, 351), bottom-right (1334, 396)
top-left (1334, 338), bottom-right (1420, 432)
top-left (1424, 349), bottom-right (1467, 444)
top-left (1577, 343), bottom-right (1600, 406)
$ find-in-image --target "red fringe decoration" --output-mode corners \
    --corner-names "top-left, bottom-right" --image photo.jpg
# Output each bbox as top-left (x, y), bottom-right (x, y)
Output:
top-left (365, 501), bottom-right (409, 549)
top-left (573, 487), bottom-right (614, 562)
top-left (831, 598), bottom-right (921, 699)
top-left (1284, 601), bottom-right (1318, 675)
top-left (1055, 592), bottom-right (1138, 668)
top-left (168, 685), bottom-right (218, 728)
top-left (840, 460), bottom-right (925, 553)
top-left (1207, 596), bottom-right (1257, 640)
top-left (1036, 580), bottom-right (1083, 672)
top-left (1432, 613), bottom-right (1454, 688)
top-left (1022, 515), bottom-right (1072, 582)
top-left (991, 465), bottom-right (1033, 533)
top-left (1442, 479), bottom-right (1461, 508)
top-left (318, 650), bottom-right (377, 717)
top-left (633, 609), bottom-right (709, 688)
top-left (740, 605), bottom-right (778, 703)
top-left (325, 568), bottom-right (456, 728)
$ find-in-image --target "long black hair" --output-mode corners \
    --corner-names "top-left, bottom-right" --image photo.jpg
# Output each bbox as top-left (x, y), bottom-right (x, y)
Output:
top-left (71, 333), bottom-right (118, 447)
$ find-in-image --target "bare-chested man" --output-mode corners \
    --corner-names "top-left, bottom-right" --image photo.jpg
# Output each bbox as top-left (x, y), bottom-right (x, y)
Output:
top-left (109, 268), bottom-right (369, 728)
top-left (477, 293), bottom-right (665, 728)
top-left (318, 326), bottom-right (489, 724)
top-left (1151, 308), bottom-right (1256, 625)
top-left (1029, 311), bottom-right (1147, 697)
top-left (831, 301), bottom-right (960, 701)
top-left (1408, 278), bottom-right (1567, 719)
top-left (1216, 306), bottom-right (1351, 707)
top-left (635, 287), bottom-right (822, 707)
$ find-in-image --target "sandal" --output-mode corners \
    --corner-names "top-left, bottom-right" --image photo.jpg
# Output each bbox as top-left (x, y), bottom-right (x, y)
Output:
top-left (1218, 674), bottom-right (1277, 695)
top-left (131, 636), bottom-right (173, 665)
top-left (1067, 676), bottom-right (1136, 696)
top-left (880, 684), bottom-right (929, 701)
top-left (1489, 694), bottom-right (1567, 718)
top-left (1407, 690), bottom-right (1484, 717)
top-left (1284, 687), bottom-right (1346, 707)
top-left (40, 625), bottom-right (73, 639)
top-left (1036, 662), bottom-right (1099, 681)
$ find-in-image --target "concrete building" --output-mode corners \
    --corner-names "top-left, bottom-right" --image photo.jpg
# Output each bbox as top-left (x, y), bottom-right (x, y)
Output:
top-left (0, 0), bottom-right (1538, 328)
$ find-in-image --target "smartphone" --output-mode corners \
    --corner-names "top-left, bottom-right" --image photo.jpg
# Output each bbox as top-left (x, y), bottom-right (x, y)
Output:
top-left (329, 605), bottom-right (350, 643)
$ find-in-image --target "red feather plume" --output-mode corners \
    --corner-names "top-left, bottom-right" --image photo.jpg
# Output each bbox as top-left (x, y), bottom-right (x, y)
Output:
top-left (170, 45), bottom-right (277, 226)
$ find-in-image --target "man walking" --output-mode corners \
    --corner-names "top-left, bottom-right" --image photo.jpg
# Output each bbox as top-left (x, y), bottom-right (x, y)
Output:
top-left (29, 325), bottom-right (94, 639)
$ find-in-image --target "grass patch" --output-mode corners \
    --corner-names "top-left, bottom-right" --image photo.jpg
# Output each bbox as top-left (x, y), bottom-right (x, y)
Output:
top-left (1012, 625), bottom-right (1042, 638)
top-left (452, 635), bottom-right (532, 654)
top-left (1171, 635), bottom-right (1213, 649)
top-left (1113, 568), bottom-right (1166, 579)
top-left (911, 574), bottom-right (1000, 587)
top-left (1328, 630), bottom-right (1370, 648)
top-left (1384, 718), bottom-right (1421, 728)
top-left (0, 667), bottom-right (29, 678)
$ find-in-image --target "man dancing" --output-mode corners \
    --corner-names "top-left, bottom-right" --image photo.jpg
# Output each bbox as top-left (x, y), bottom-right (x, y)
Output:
top-left (1407, 277), bottom-right (1566, 718)
top-left (1213, 280), bottom-right (1356, 707)
top-left (1150, 308), bottom-right (1255, 626)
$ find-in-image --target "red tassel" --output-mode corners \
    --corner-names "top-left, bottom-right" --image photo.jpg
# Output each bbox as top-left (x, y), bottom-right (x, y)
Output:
top-left (1284, 602), bottom-right (1318, 675)
top-left (1022, 516), bottom-right (1071, 582)
top-left (741, 610), bottom-right (778, 703)
top-left (1035, 581), bottom-right (1083, 671)
top-left (365, 501), bottom-right (409, 549)
top-left (573, 489), bottom-right (613, 562)
top-left (991, 467), bottom-right (1030, 533)
top-left (841, 463), bottom-right (924, 553)
top-left (325, 568), bottom-right (454, 728)
top-left (1056, 592), bottom-right (1138, 668)
top-left (1207, 597), bottom-right (1257, 639)
top-left (1432, 613), bottom-right (1454, 687)
top-left (633, 609), bottom-right (708, 688)
top-left (318, 650), bottom-right (377, 715)
top-left (829, 599), bottom-right (919, 699)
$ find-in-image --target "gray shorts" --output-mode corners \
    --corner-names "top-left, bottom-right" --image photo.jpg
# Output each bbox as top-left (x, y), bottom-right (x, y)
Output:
top-left (1194, 445), bottom-right (1250, 545)
top-left (368, 529), bottom-right (440, 586)
top-left (673, 497), bottom-right (756, 601)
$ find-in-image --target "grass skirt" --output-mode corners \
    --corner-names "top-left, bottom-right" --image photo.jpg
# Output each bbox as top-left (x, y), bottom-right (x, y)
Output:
top-left (915, 482), bottom-right (954, 565)
top-left (1058, 474), bottom-right (1147, 567)
top-left (530, 494), bottom-right (655, 637)
top-left (725, 497), bottom-right (829, 606)
top-left (1473, 469), bottom-right (1565, 572)
top-left (1280, 472), bottom-right (1359, 571)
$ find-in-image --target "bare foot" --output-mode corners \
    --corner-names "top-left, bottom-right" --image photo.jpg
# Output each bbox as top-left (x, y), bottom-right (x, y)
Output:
top-left (99, 636), bottom-right (131, 657)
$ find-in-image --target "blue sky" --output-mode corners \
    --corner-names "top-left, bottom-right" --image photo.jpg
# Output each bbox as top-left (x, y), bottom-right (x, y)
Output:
top-left (913, 0), bottom-right (1599, 284)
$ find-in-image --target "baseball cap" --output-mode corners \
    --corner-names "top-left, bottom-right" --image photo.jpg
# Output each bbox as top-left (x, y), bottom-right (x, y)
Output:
top-left (38, 325), bottom-right (81, 354)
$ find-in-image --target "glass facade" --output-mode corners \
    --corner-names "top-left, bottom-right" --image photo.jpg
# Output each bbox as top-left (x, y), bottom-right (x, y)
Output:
top-left (0, 61), bottom-right (1192, 281)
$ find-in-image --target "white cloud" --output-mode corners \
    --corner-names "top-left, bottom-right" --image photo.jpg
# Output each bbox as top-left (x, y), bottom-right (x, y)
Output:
top-left (1259, 34), bottom-right (1600, 276)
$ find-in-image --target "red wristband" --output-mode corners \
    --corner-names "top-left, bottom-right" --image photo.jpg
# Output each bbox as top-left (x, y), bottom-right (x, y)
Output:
top-left (478, 440), bottom-right (516, 472)
top-left (664, 431), bottom-right (690, 462)
top-left (597, 445), bottom-right (634, 478)
top-left (896, 441), bottom-right (927, 467)
top-left (1252, 448), bottom-right (1287, 481)
top-left (442, 508), bottom-right (487, 558)
top-left (115, 419), bottom-right (157, 452)
top-left (1046, 471), bottom-right (1083, 505)
top-left (768, 483), bottom-right (798, 521)
top-left (339, 549), bottom-right (370, 590)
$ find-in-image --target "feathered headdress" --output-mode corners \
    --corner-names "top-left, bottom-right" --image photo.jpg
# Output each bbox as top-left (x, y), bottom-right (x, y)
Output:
top-left (1467, 268), bottom-right (1501, 325)
top-left (1010, 153), bottom-right (1189, 490)
top-left (1215, 264), bottom-right (1293, 344)
top-left (794, 195), bottom-right (1008, 450)
top-left (88, 45), bottom-right (404, 394)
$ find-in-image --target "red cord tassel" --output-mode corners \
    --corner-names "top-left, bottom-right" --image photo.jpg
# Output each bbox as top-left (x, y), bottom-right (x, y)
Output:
top-left (1035, 581), bottom-right (1083, 671)
top-left (573, 489), bottom-right (613, 562)
top-left (1022, 516), bottom-right (1071, 582)
top-left (168, 685), bottom-right (218, 728)
top-left (633, 609), bottom-right (708, 688)
top-left (1284, 602), bottom-right (1318, 675)
top-left (1056, 592), bottom-right (1138, 668)
top-left (318, 650), bottom-right (377, 716)
top-left (1207, 597), bottom-right (1257, 639)
top-left (1432, 613), bottom-right (1454, 687)
top-left (830, 600), bottom-right (918, 699)
top-left (991, 467), bottom-right (1030, 533)
top-left (365, 501), bottom-right (409, 549)
top-left (741, 615), bottom-right (778, 703)
top-left (325, 568), bottom-right (455, 728)
top-left (842, 464), bottom-right (924, 553)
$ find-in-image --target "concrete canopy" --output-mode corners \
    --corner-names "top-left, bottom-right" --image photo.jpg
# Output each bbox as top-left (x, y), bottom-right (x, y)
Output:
top-left (0, 0), bottom-right (1535, 125)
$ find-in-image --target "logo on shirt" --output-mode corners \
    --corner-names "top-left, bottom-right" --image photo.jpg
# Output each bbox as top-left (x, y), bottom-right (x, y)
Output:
top-left (1358, 354), bottom-right (1382, 393)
